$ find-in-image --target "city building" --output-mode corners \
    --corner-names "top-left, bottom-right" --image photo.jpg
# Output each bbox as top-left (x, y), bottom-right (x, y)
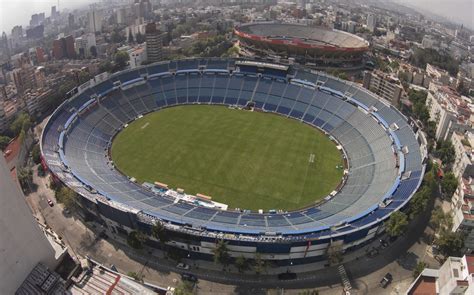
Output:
top-left (12, 63), bottom-right (36, 94)
top-left (129, 45), bottom-right (147, 68)
top-left (363, 70), bottom-right (404, 106)
top-left (367, 13), bottom-right (376, 32)
top-left (22, 88), bottom-right (52, 117)
top-left (52, 35), bottom-right (76, 59)
top-left (145, 22), bottom-right (164, 63)
top-left (26, 25), bottom-right (44, 39)
top-left (88, 7), bottom-right (103, 33)
top-left (0, 156), bottom-right (59, 294)
top-left (75, 33), bottom-right (97, 58)
top-left (425, 82), bottom-right (472, 141)
top-left (406, 255), bottom-right (474, 294)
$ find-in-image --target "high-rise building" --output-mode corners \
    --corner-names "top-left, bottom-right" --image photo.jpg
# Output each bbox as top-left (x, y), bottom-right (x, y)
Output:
top-left (145, 22), bottom-right (163, 63)
top-left (134, 0), bottom-right (152, 20)
top-left (51, 6), bottom-right (59, 20)
top-left (88, 7), bottom-right (103, 33)
top-left (367, 13), bottom-right (376, 32)
top-left (0, 156), bottom-right (58, 294)
top-left (52, 35), bottom-right (76, 59)
top-left (68, 13), bottom-right (75, 28)
top-left (363, 70), bottom-right (403, 106)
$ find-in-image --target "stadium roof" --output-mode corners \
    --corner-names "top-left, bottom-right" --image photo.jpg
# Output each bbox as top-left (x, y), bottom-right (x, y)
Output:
top-left (236, 22), bottom-right (369, 50)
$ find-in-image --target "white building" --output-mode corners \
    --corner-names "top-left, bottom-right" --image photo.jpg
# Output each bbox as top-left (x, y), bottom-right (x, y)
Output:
top-left (425, 82), bottom-right (472, 141)
top-left (75, 33), bottom-right (97, 58)
top-left (406, 255), bottom-right (474, 294)
top-left (129, 46), bottom-right (147, 68)
top-left (88, 8), bottom-right (103, 33)
top-left (367, 13), bottom-right (376, 32)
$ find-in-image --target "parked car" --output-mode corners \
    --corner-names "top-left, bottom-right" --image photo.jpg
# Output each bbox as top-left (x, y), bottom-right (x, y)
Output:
top-left (181, 273), bottom-right (197, 282)
top-left (176, 263), bottom-right (190, 270)
top-left (47, 199), bottom-right (54, 207)
top-left (380, 273), bottom-right (393, 288)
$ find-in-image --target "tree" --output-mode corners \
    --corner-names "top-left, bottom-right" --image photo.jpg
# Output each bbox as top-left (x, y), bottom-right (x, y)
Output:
top-left (127, 231), bottom-right (147, 249)
top-left (327, 243), bottom-right (343, 265)
top-left (10, 112), bottom-right (31, 137)
top-left (136, 32), bottom-right (145, 44)
top-left (151, 221), bottom-right (169, 244)
top-left (56, 186), bottom-right (78, 211)
top-left (235, 255), bottom-right (250, 273)
top-left (413, 261), bottom-right (427, 278)
top-left (435, 140), bottom-right (456, 166)
top-left (0, 135), bottom-right (10, 150)
top-left (99, 61), bottom-right (114, 73)
top-left (128, 28), bottom-right (134, 43)
top-left (435, 231), bottom-right (464, 256)
top-left (17, 167), bottom-right (33, 190)
top-left (114, 51), bottom-right (129, 71)
top-left (408, 186), bottom-right (431, 219)
top-left (253, 253), bottom-right (266, 275)
top-left (90, 45), bottom-right (98, 58)
top-left (441, 172), bottom-right (458, 198)
top-left (174, 281), bottom-right (194, 295)
top-left (430, 206), bottom-right (452, 234)
top-left (212, 240), bottom-right (231, 266)
top-left (127, 271), bottom-right (144, 282)
top-left (385, 211), bottom-right (408, 237)
top-left (31, 144), bottom-right (41, 164)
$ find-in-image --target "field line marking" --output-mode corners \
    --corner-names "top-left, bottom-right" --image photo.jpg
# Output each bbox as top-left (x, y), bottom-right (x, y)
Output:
top-left (141, 122), bottom-right (150, 129)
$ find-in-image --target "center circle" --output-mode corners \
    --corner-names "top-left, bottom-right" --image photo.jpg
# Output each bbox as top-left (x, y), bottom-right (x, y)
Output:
top-left (111, 105), bottom-right (344, 211)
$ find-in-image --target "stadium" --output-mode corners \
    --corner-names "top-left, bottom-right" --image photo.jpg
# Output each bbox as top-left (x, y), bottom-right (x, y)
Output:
top-left (41, 58), bottom-right (426, 264)
top-left (235, 22), bottom-right (370, 71)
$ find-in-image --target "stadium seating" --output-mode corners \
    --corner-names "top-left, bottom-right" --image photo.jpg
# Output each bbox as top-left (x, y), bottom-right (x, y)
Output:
top-left (41, 59), bottom-right (424, 239)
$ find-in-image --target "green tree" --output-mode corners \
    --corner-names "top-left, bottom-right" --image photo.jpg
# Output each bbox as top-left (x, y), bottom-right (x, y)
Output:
top-left (435, 231), bottom-right (464, 257)
top-left (136, 32), bottom-right (145, 44)
top-left (174, 281), bottom-right (194, 295)
top-left (253, 253), bottom-right (266, 275)
top-left (151, 221), bottom-right (169, 244)
top-left (385, 211), bottom-right (408, 237)
top-left (114, 51), bottom-right (129, 71)
top-left (0, 135), bottom-right (11, 150)
top-left (10, 112), bottom-right (31, 137)
top-left (127, 231), bottom-right (147, 249)
top-left (56, 186), bottom-right (78, 211)
top-left (430, 206), bottom-right (452, 234)
top-left (435, 140), bottom-right (455, 166)
top-left (31, 144), bottom-right (41, 164)
top-left (408, 186), bottom-right (431, 219)
top-left (212, 240), bottom-right (231, 266)
top-left (128, 28), bottom-right (134, 43)
top-left (235, 255), bottom-right (250, 273)
top-left (413, 261), bottom-right (427, 278)
top-left (127, 271), bottom-right (144, 282)
top-left (441, 172), bottom-right (458, 198)
top-left (17, 167), bottom-right (33, 190)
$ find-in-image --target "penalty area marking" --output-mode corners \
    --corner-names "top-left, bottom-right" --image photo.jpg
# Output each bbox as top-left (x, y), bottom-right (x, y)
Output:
top-left (309, 153), bottom-right (315, 163)
top-left (141, 122), bottom-right (150, 129)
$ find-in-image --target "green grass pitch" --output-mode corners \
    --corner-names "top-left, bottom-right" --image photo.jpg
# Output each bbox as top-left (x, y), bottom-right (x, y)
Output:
top-left (111, 105), bottom-right (344, 211)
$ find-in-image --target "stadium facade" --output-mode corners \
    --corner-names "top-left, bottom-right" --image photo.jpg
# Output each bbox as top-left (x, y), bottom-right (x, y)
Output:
top-left (235, 22), bottom-right (370, 71)
top-left (41, 58), bottom-right (426, 264)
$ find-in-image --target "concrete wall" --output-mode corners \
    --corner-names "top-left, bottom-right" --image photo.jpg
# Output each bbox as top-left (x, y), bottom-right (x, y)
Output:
top-left (0, 156), bottom-right (57, 294)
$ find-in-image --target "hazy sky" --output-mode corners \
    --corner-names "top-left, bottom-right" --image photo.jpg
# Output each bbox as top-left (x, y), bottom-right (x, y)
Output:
top-left (398, 0), bottom-right (473, 29)
top-left (0, 0), bottom-right (95, 33)
top-left (0, 0), bottom-right (472, 34)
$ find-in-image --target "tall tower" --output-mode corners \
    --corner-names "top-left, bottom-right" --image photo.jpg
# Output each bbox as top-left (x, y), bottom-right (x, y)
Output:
top-left (145, 22), bottom-right (163, 63)
top-left (0, 156), bottom-right (57, 293)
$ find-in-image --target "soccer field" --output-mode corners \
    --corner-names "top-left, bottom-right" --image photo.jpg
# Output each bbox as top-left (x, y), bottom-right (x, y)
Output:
top-left (111, 105), bottom-right (344, 211)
